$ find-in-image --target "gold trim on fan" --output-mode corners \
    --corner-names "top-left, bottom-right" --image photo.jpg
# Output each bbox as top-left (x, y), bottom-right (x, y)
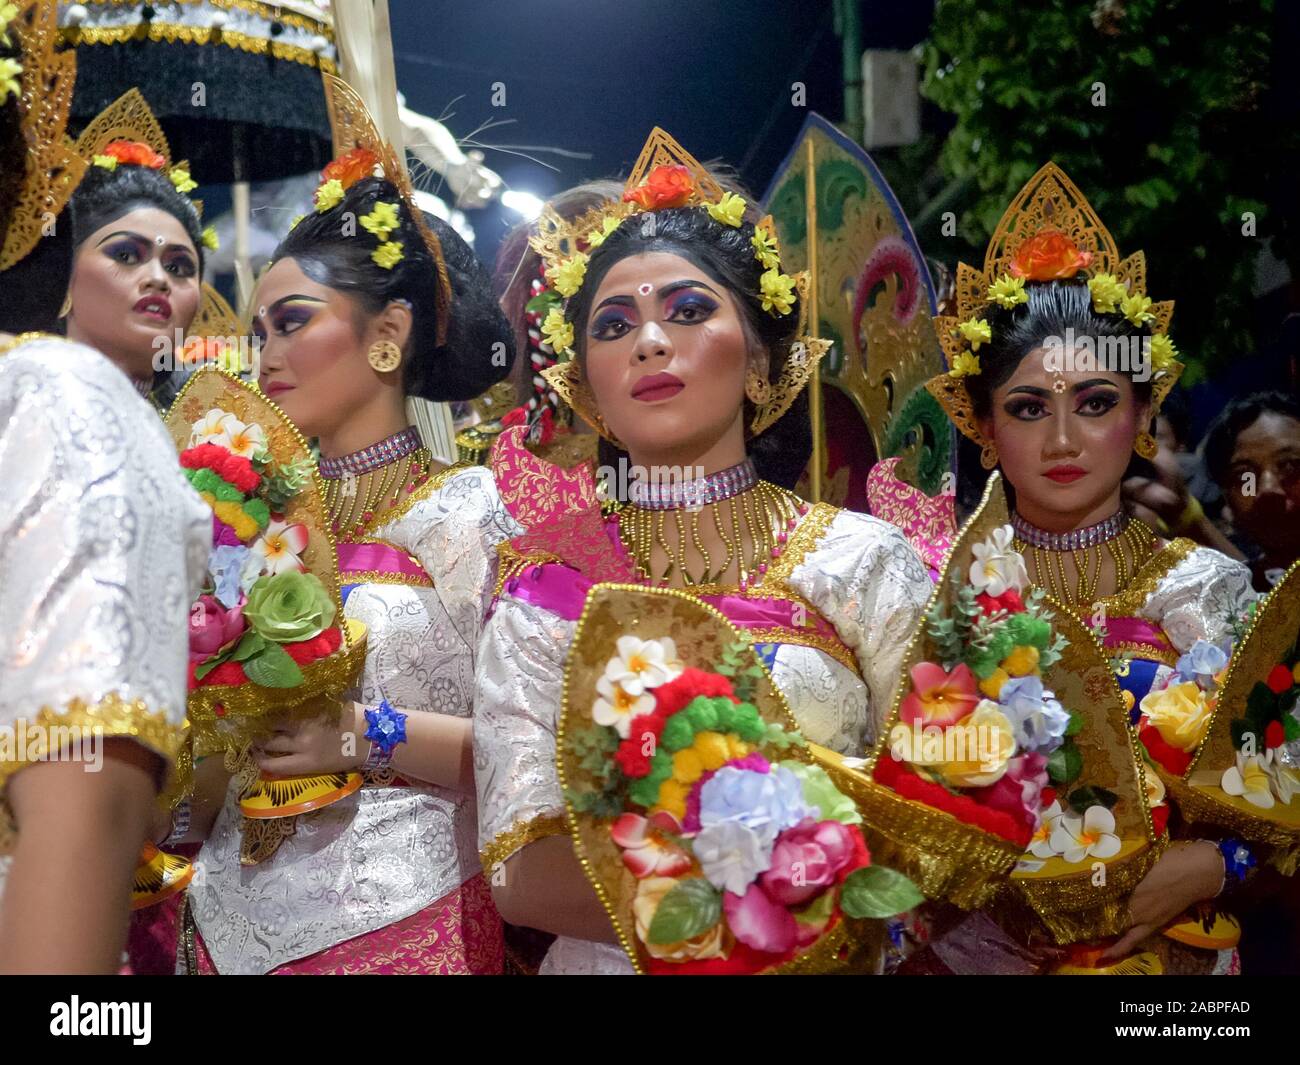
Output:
top-left (131, 842), bottom-right (195, 910)
top-left (238, 771), bottom-right (362, 819)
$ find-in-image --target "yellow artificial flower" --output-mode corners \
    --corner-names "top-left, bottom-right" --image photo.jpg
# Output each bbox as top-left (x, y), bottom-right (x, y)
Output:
top-left (548, 252), bottom-right (588, 298)
top-left (1120, 292), bottom-right (1155, 327)
top-left (979, 668), bottom-right (1009, 700)
top-left (759, 268), bottom-right (796, 316)
top-left (1140, 681), bottom-right (1212, 753)
top-left (540, 306), bottom-right (574, 355)
top-left (987, 274), bottom-right (1028, 309)
top-left (584, 215), bottom-right (621, 248)
top-left (371, 240), bottom-right (404, 270)
top-left (288, 213), bottom-right (306, 231)
top-left (651, 778), bottom-right (690, 823)
top-left (314, 178), bottom-right (344, 213)
top-left (360, 201), bottom-right (400, 241)
top-left (1149, 332), bottom-right (1178, 372)
top-left (170, 168), bottom-right (198, 195)
top-left (206, 497), bottom-right (259, 542)
top-left (0, 4), bottom-right (18, 46)
top-left (0, 55), bottom-right (19, 105)
top-left (672, 748), bottom-right (705, 785)
top-left (751, 228), bottom-right (780, 270)
top-left (1088, 272), bottom-right (1126, 314)
top-left (949, 351), bottom-right (981, 378)
top-left (201, 226), bottom-right (219, 252)
top-left (706, 192), bottom-right (747, 228)
top-left (1001, 645), bottom-right (1040, 677)
top-left (958, 318), bottom-right (992, 351)
top-left (92, 152), bottom-right (119, 172)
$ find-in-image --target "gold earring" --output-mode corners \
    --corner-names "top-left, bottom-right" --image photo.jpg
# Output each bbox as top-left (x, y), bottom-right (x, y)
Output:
top-left (745, 367), bottom-right (770, 406)
top-left (367, 339), bottom-right (402, 373)
top-left (1134, 430), bottom-right (1158, 460)
top-left (58, 291), bottom-right (72, 319)
top-left (980, 441), bottom-right (1000, 469)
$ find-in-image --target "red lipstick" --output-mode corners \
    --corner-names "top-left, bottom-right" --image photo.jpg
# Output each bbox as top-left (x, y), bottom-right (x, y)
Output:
top-left (1044, 464), bottom-right (1087, 484)
top-left (133, 294), bottom-right (172, 321)
top-left (632, 372), bottom-right (685, 403)
top-left (262, 380), bottom-right (294, 398)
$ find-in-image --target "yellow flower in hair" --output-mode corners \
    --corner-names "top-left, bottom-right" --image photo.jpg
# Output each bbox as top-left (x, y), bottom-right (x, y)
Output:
top-left (957, 318), bottom-right (992, 351)
top-left (1120, 292), bottom-right (1155, 327)
top-left (584, 216), bottom-right (621, 249)
top-left (201, 226), bottom-right (219, 252)
top-left (371, 240), bottom-right (404, 270)
top-left (360, 201), bottom-right (401, 241)
top-left (540, 306), bottom-right (575, 356)
top-left (170, 168), bottom-right (198, 195)
top-left (751, 229), bottom-right (780, 270)
top-left (949, 352), bottom-right (981, 378)
top-left (549, 252), bottom-right (588, 298)
top-left (92, 153), bottom-right (119, 172)
top-left (988, 275), bottom-right (1028, 309)
top-left (759, 269), bottom-right (797, 316)
top-left (1149, 333), bottom-right (1178, 372)
top-left (0, 56), bottom-right (18, 105)
top-left (1088, 272), bottom-right (1126, 314)
top-left (314, 179), bottom-right (344, 213)
top-left (706, 192), bottom-right (747, 228)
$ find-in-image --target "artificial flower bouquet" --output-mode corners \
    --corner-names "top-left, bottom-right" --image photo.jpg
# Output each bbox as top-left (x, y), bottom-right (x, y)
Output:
top-left (1166, 561), bottom-right (1300, 874)
top-left (166, 366), bottom-right (367, 817)
top-left (558, 584), bottom-right (923, 974)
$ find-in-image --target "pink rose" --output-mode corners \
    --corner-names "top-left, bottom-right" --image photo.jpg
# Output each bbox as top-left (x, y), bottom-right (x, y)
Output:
top-left (189, 594), bottom-right (246, 662)
top-left (724, 882), bottom-right (798, 955)
top-left (969, 752), bottom-right (1049, 833)
top-left (758, 818), bottom-right (857, 906)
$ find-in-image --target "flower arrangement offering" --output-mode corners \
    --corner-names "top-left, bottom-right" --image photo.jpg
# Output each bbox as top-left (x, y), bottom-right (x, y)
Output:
top-left (166, 367), bottom-right (367, 817)
top-left (559, 585), bottom-right (922, 974)
top-left (1170, 562), bottom-right (1300, 874)
top-left (823, 474), bottom-right (1159, 938)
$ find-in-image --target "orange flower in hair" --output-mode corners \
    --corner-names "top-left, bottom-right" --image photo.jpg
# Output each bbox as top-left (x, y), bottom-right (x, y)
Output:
top-left (321, 146), bottom-right (379, 190)
top-left (101, 140), bottom-right (167, 170)
top-left (1008, 230), bottom-right (1092, 282)
top-left (623, 164), bottom-right (694, 211)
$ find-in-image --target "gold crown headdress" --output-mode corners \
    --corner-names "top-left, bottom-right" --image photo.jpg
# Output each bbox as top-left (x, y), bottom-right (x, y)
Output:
top-left (313, 73), bottom-right (453, 347)
top-left (0, 0), bottom-right (85, 272)
top-left (926, 163), bottom-right (1183, 468)
top-left (532, 127), bottom-right (830, 444)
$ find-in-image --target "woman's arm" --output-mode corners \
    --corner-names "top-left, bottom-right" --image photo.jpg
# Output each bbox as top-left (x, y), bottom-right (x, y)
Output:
top-left (0, 740), bottom-right (160, 973)
top-left (492, 836), bottom-right (620, 943)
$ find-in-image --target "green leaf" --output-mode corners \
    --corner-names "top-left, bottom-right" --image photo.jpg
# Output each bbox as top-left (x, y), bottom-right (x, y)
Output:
top-left (193, 653), bottom-right (228, 682)
top-left (230, 632), bottom-right (266, 662)
top-left (793, 888), bottom-right (837, 926)
top-left (1066, 785), bottom-right (1118, 812)
top-left (1285, 715), bottom-right (1300, 743)
top-left (645, 878), bottom-right (722, 945)
top-left (244, 641), bottom-right (304, 688)
top-left (1065, 709), bottom-right (1083, 737)
top-left (1047, 741), bottom-right (1082, 785)
top-left (839, 866), bottom-right (925, 919)
top-left (525, 289), bottom-right (560, 316)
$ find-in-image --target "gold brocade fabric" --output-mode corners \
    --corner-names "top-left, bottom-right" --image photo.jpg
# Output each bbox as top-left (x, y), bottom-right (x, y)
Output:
top-left (480, 814), bottom-right (569, 874)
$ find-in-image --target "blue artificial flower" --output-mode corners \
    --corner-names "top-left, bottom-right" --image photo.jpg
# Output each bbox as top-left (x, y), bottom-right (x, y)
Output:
top-left (1173, 639), bottom-right (1229, 686)
top-left (998, 674), bottom-right (1071, 755)
top-left (698, 764), bottom-right (812, 846)
top-left (209, 544), bottom-right (252, 608)
top-left (364, 698), bottom-right (408, 755)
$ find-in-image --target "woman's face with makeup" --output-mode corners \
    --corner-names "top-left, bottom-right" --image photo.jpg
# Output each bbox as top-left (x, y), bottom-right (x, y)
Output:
top-left (66, 206), bottom-right (200, 380)
top-left (252, 257), bottom-right (389, 441)
top-left (581, 251), bottom-right (751, 463)
top-left (981, 346), bottom-right (1146, 527)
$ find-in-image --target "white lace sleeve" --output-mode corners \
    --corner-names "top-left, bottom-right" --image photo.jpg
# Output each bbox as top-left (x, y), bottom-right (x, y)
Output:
top-left (472, 591), bottom-right (575, 871)
top-left (1140, 545), bottom-right (1258, 652)
top-left (0, 337), bottom-right (209, 799)
top-left (786, 509), bottom-right (933, 742)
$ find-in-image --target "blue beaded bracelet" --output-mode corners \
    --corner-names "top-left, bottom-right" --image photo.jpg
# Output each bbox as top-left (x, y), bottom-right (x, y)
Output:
top-left (1218, 837), bottom-right (1255, 886)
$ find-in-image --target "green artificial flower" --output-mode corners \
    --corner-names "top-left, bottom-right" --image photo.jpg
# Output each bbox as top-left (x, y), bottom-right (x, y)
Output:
top-left (243, 570), bottom-right (336, 644)
top-left (780, 761), bottom-right (862, 825)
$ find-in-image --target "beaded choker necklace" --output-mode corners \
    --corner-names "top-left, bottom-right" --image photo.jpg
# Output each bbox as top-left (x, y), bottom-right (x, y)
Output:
top-left (319, 427), bottom-right (423, 479)
top-left (1011, 510), bottom-right (1126, 550)
top-left (628, 458), bottom-right (759, 510)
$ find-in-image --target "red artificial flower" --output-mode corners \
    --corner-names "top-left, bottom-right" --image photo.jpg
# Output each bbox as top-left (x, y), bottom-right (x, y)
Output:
top-left (1040, 786), bottom-right (1057, 808)
top-left (321, 146), bottom-right (378, 190)
top-left (623, 165), bottom-right (694, 211)
top-left (101, 140), bottom-right (167, 170)
top-left (180, 443), bottom-right (260, 494)
top-left (1009, 229), bottom-right (1093, 282)
top-left (203, 661), bottom-right (248, 687)
top-left (975, 588), bottom-right (1026, 616)
top-left (500, 406), bottom-right (528, 429)
top-left (615, 744), bottom-right (653, 779)
top-left (1265, 719), bottom-right (1285, 749)
top-left (652, 667), bottom-right (737, 717)
top-left (873, 751), bottom-right (1032, 847)
top-left (320, 626), bottom-right (342, 654)
top-left (1266, 664), bottom-right (1294, 694)
top-left (1138, 719), bottom-right (1192, 777)
top-left (1151, 803), bottom-right (1170, 838)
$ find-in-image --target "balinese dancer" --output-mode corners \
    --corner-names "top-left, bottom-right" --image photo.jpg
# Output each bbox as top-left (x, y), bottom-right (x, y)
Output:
top-left (0, 1), bottom-right (208, 972)
top-left (473, 129), bottom-right (933, 975)
top-left (919, 162), bottom-right (1259, 973)
top-left (184, 78), bottom-right (519, 975)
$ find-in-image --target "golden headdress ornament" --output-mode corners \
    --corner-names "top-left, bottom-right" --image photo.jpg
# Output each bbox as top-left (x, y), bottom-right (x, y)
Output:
top-left (534, 127), bottom-right (829, 443)
top-left (926, 163), bottom-right (1183, 468)
top-left (0, 0), bottom-right (85, 272)
top-left (318, 73), bottom-right (453, 347)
